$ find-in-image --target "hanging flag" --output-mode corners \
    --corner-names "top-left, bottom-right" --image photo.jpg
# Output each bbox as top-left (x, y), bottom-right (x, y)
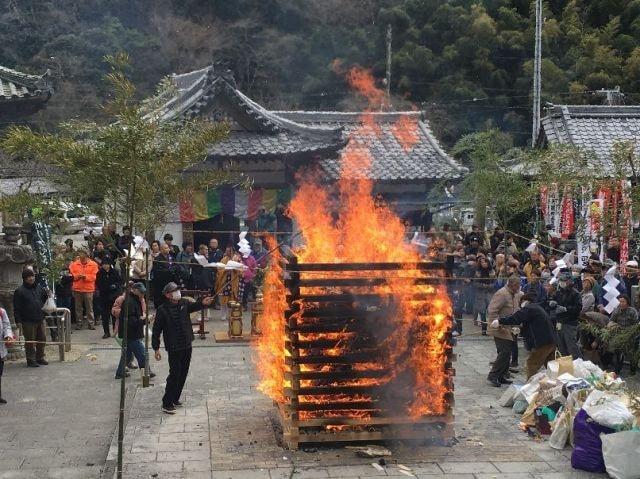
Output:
top-left (540, 186), bottom-right (548, 222)
top-left (560, 190), bottom-right (575, 239)
top-left (178, 187), bottom-right (291, 223)
top-left (576, 186), bottom-right (592, 268)
top-left (179, 198), bottom-right (195, 222)
top-left (220, 187), bottom-right (235, 215)
top-left (247, 189), bottom-right (264, 220)
top-left (206, 189), bottom-right (221, 217)
top-left (620, 180), bottom-right (631, 273)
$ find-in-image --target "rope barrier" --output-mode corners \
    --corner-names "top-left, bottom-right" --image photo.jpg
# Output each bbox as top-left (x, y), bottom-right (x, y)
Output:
top-left (504, 228), bottom-right (640, 274)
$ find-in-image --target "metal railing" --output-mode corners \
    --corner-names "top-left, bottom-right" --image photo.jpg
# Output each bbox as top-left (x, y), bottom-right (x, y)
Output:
top-left (43, 307), bottom-right (71, 361)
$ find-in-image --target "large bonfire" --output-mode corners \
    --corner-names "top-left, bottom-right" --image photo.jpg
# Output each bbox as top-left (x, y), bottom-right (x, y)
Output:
top-left (254, 66), bottom-right (452, 419)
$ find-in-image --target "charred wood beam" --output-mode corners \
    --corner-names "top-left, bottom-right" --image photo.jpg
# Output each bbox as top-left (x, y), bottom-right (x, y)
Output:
top-left (286, 293), bottom-right (436, 303)
top-left (286, 262), bottom-right (445, 272)
top-left (284, 370), bottom-right (388, 381)
top-left (286, 277), bottom-right (444, 287)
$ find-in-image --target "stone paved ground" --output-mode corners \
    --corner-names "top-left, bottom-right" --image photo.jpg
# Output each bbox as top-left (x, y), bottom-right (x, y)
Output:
top-left (2, 313), bottom-right (637, 479)
top-left (0, 328), bottom-right (123, 479)
top-left (117, 315), bottom-right (639, 479)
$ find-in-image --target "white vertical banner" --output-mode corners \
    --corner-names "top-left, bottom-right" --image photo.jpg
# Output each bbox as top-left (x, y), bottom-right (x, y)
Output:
top-left (576, 186), bottom-right (592, 267)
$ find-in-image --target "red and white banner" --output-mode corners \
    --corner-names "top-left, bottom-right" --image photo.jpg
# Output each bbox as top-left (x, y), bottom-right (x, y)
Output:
top-left (560, 191), bottom-right (575, 239)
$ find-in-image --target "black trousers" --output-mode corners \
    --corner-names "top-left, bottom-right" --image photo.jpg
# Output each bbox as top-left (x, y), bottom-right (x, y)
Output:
top-left (488, 337), bottom-right (513, 381)
top-left (162, 348), bottom-right (192, 407)
top-left (99, 296), bottom-right (117, 335)
top-left (511, 334), bottom-right (519, 365)
top-left (21, 321), bottom-right (46, 362)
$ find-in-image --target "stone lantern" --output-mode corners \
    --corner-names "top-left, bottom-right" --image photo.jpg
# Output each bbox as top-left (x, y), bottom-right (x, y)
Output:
top-left (0, 224), bottom-right (34, 359)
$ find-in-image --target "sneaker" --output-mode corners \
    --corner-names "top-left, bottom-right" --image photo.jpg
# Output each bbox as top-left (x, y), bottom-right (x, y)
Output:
top-left (149, 372), bottom-right (156, 378)
top-left (0, 397), bottom-right (6, 404)
top-left (487, 378), bottom-right (501, 387)
top-left (499, 377), bottom-right (513, 385)
top-left (173, 400), bottom-right (183, 408)
top-left (36, 359), bottom-right (48, 366)
top-left (87, 324), bottom-right (95, 330)
top-left (162, 405), bottom-right (177, 414)
top-left (102, 333), bottom-right (110, 339)
top-left (27, 361), bottom-right (39, 368)
top-left (115, 372), bottom-right (130, 379)
top-left (127, 362), bottom-right (138, 370)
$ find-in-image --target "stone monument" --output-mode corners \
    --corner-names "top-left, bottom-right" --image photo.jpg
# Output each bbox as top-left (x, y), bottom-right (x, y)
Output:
top-left (0, 224), bottom-right (34, 359)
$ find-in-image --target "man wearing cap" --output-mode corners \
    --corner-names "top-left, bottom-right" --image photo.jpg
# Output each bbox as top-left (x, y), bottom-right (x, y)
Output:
top-left (114, 283), bottom-right (154, 379)
top-left (486, 276), bottom-right (523, 387)
top-left (69, 250), bottom-right (99, 330)
top-left (152, 282), bottom-right (214, 414)
top-left (552, 271), bottom-right (582, 358)
top-left (96, 258), bottom-right (122, 339)
top-left (13, 269), bottom-right (49, 367)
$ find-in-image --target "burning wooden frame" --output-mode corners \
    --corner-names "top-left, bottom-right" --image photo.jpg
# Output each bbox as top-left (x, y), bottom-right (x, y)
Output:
top-left (277, 258), bottom-right (455, 449)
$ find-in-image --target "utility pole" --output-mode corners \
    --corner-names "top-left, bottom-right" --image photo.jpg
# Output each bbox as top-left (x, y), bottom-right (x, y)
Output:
top-left (532, 0), bottom-right (542, 146)
top-left (385, 24), bottom-right (392, 110)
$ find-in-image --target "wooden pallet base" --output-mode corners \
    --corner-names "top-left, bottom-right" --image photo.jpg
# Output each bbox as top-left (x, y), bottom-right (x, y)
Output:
top-left (278, 404), bottom-right (454, 450)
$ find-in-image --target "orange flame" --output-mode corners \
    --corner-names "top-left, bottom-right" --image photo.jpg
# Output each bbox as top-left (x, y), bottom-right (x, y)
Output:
top-left (254, 65), bottom-right (452, 420)
top-left (391, 114), bottom-right (420, 151)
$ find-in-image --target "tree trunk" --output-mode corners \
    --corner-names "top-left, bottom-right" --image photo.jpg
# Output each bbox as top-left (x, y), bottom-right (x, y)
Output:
top-left (474, 195), bottom-right (487, 230)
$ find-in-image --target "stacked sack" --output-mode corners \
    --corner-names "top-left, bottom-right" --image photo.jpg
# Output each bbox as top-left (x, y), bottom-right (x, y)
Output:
top-left (498, 357), bottom-right (640, 479)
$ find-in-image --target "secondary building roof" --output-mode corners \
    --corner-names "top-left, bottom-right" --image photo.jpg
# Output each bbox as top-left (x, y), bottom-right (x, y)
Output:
top-left (275, 111), bottom-right (466, 181)
top-left (0, 65), bottom-right (53, 119)
top-left (537, 105), bottom-right (640, 172)
top-left (147, 64), bottom-right (466, 183)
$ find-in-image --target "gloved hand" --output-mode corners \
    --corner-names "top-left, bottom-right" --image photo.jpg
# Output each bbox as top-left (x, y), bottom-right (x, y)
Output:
top-left (548, 300), bottom-right (558, 309)
top-left (490, 319), bottom-right (500, 329)
top-left (555, 305), bottom-right (567, 314)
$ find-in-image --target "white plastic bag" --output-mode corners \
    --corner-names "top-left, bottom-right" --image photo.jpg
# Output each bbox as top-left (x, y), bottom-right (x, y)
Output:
top-left (573, 358), bottom-right (604, 379)
top-left (557, 372), bottom-right (578, 383)
top-left (602, 431), bottom-right (640, 479)
top-left (42, 296), bottom-right (57, 314)
top-left (549, 408), bottom-right (571, 450)
top-left (520, 371), bottom-right (547, 403)
top-left (499, 384), bottom-right (523, 407)
top-left (582, 390), bottom-right (635, 429)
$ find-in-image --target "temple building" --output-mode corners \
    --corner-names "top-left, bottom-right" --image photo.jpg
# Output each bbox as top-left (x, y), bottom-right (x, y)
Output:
top-left (146, 64), bottom-right (466, 246)
top-left (0, 65), bottom-right (55, 231)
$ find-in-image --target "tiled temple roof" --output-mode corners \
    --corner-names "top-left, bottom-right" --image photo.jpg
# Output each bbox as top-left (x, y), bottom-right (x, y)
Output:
top-left (147, 64), bottom-right (465, 182)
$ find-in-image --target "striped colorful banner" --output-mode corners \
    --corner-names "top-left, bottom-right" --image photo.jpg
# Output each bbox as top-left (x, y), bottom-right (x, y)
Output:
top-left (179, 187), bottom-right (291, 222)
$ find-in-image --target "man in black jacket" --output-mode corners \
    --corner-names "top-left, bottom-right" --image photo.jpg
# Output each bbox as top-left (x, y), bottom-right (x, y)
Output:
top-left (552, 271), bottom-right (583, 359)
top-left (494, 292), bottom-right (558, 379)
top-left (13, 269), bottom-right (49, 367)
top-left (96, 259), bottom-right (122, 339)
top-left (152, 282), bottom-right (213, 414)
